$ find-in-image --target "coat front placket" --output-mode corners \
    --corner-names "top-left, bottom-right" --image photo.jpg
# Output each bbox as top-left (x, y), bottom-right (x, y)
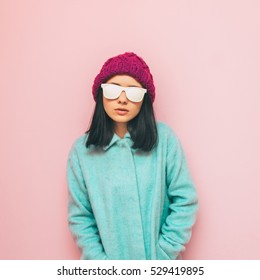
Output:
top-left (112, 137), bottom-right (146, 259)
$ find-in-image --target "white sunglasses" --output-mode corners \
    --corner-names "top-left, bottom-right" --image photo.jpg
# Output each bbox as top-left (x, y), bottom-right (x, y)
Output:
top-left (101, 83), bottom-right (147, 102)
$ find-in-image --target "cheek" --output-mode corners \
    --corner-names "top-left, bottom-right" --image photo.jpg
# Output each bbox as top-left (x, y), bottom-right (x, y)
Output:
top-left (103, 98), bottom-right (113, 114)
top-left (134, 102), bottom-right (143, 115)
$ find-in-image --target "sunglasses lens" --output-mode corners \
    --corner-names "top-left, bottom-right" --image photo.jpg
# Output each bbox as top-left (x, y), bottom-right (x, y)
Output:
top-left (102, 84), bottom-right (121, 99)
top-left (126, 88), bottom-right (146, 102)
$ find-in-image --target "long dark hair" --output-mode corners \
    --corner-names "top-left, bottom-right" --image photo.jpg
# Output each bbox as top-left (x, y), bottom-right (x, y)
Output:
top-left (86, 89), bottom-right (158, 152)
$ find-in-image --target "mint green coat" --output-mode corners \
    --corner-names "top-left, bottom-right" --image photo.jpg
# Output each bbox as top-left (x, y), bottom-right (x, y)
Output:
top-left (67, 122), bottom-right (198, 260)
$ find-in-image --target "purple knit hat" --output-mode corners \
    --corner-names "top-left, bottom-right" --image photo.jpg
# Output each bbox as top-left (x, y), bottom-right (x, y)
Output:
top-left (92, 52), bottom-right (156, 103)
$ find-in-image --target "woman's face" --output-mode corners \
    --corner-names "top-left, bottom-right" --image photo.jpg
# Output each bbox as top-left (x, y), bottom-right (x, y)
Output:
top-left (102, 75), bottom-right (144, 127)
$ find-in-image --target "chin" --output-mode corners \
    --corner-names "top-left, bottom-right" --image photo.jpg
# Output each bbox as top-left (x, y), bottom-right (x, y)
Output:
top-left (113, 116), bottom-right (131, 123)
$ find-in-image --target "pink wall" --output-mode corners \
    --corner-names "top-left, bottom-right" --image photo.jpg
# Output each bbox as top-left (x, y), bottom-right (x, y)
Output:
top-left (1, 0), bottom-right (260, 259)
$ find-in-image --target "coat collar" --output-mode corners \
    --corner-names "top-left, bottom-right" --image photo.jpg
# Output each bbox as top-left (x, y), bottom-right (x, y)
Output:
top-left (103, 132), bottom-right (131, 151)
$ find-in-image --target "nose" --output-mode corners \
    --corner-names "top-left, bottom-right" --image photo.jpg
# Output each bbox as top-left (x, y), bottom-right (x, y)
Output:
top-left (117, 90), bottom-right (128, 104)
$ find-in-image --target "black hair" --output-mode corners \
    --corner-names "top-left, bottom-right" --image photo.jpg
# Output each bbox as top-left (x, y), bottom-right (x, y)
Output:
top-left (86, 89), bottom-right (158, 152)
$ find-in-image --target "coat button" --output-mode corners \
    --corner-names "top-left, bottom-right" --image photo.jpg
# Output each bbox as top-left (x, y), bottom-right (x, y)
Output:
top-left (118, 139), bottom-right (127, 147)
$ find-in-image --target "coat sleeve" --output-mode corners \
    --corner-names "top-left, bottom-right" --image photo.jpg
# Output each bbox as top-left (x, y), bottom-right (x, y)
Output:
top-left (157, 129), bottom-right (198, 260)
top-left (67, 144), bottom-right (108, 260)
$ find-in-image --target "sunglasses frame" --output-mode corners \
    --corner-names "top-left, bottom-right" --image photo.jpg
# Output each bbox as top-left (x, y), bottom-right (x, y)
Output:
top-left (101, 83), bottom-right (147, 102)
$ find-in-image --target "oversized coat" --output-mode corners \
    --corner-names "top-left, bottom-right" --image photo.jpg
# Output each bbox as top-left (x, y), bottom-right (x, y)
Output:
top-left (67, 122), bottom-right (198, 260)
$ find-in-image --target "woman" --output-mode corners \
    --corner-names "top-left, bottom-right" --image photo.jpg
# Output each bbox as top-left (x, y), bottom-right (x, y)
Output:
top-left (67, 52), bottom-right (198, 260)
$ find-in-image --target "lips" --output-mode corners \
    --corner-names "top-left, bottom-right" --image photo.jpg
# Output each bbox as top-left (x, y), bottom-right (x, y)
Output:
top-left (115, 108), bottom-right (129, 115)
top-left (115, 108), bottom-right (129, 112)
